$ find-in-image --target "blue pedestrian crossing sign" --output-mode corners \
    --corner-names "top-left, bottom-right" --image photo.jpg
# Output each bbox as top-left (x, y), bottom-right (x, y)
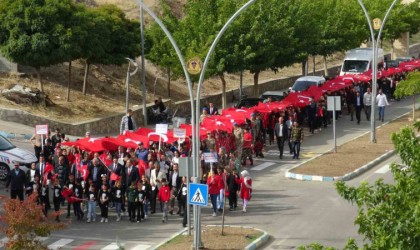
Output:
top-left (189, 183), bottom-right (208, 206)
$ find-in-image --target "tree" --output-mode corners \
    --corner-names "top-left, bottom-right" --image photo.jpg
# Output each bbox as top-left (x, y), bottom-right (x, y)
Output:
top-left (145, 0), bottom-right (179, 97)
top-left (80, 4), bottom-right (141, 95)
top-left (394, 71), bottom-right (420, 122)
top-left (300, 122), bottom-right (420, 249)
top-left (0, 194), bottom-right (66, 250)
top-left (0, 0), bottom-right (79, 93)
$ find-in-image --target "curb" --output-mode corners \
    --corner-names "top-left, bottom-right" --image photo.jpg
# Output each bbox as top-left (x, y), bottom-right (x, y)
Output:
top-left (285, 109), bottom-right (413, 182)
top-left (152, 225), bottom-right (269, 250)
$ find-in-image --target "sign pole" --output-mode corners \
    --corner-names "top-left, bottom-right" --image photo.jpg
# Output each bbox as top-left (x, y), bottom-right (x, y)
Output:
top-left (186, 158), bottom-right (191, 235)
top-left (41, 134), bottom-right (44, 153)
top-left (333, 97), bottom-right (337, 153)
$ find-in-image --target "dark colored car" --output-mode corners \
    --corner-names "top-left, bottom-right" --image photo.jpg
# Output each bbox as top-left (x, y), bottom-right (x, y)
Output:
top-left (234, 98), bottom-right (264, 108)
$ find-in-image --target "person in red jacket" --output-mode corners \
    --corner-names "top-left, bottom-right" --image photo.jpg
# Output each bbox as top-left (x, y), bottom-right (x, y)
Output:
top-left (241, 127), bottom-right (253, 166)
top-left (239, 170), bottom-right (252, 213)
top-left (217, 167), bottom-right (226, 212)
top-left (207, 168), bottom-right (221, 217)
top-left (158, 178), bottom-right (171, 223)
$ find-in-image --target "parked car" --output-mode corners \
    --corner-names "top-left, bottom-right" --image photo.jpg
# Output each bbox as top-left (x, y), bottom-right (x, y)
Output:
top-left (290, 76), bottom-right (326, 92)
top-left (259, 91), bottom-right (286, 102)
top-left (385, 60), bottom-right (400, 69)
top-left (0, 135), bottom-right (37, 181)
top-left (234, 97), bottom-right (263, 108)
top-left (395, 57), bottom-right (413, 64)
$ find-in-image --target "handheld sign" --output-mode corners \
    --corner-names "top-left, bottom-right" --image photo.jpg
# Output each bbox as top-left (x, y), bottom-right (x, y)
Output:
top-left (203, 152), bottom-right (218, 163)
top-left (155, 124), bottom-right (168, 134)
top-left (35, 124), bottom-right (49, 135)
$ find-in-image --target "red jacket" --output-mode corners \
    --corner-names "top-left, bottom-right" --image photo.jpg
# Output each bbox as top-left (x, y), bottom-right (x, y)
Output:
top-left (243, 132), bottom-right (252, 149)
top-left (158, 185), bottom-right (171, 202)
top-left (207, 174), bottom-right (220, 195)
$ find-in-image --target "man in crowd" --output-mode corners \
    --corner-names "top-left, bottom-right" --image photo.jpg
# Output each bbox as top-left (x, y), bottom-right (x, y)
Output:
top-left (363, 87), bottom-right (372, 121)
top-left (377, 89), bottom-right (389, 122)
top-left (120, 109), bottom-right (137, 135)
top-left (290, 121), bottom-right (304, 160)
top-left (274, 116), bottom-right (288, 159)
top-left (5, 162), bottom-right (26, 200)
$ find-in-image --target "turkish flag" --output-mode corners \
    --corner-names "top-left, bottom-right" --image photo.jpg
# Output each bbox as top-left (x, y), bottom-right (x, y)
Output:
top-left (110, 172), bottom-right (120, 181)
top-left (61, 187), bottom-right (73, 198)
top-left (138, 160), bottom-right (147, 177)
top-left (77, 164), bottom-right (89, 181)
top-left (99, 153), bottom-right (112, 167)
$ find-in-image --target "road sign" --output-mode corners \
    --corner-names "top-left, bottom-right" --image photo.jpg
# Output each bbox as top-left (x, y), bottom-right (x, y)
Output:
top-left (327, 96), bottom-right (341, 111)
top-left (203, 152), bottom-right (218, 163)
top-left (186, 57), bottom-right (203, 75)
top-left (189, 183), bottom-right (208, 206)
top-left (35, 124), bottom-right (48, 135)
top-left (179, 157), bottom-right (193, 177)
top-left (373, 18), bottom-right (381, 30)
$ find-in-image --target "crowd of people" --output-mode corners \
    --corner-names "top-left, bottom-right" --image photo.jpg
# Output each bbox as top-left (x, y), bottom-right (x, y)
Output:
top-left (5, 57), bottom-right (419, 226)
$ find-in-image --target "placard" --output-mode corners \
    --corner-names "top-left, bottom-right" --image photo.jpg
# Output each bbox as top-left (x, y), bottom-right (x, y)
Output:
top-left (203, 152), bottom-right (218, 163)
top-left (173, 128), bottom-right (186, 138)
top-left (155, 123), bottom-right (168, 134)
top-left (35, 124), bottom-right (49, 135)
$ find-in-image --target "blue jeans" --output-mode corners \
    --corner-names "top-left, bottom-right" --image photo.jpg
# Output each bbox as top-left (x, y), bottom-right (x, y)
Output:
top-left (293, 141), bottom-right (301, 159)
top-left (143, 200), bottom-right (149, 215)
top-left (115, 202), bottom-right (122, 217)
top-left (210, 194), bottom-right (218, 213)
top-left (217, 189), bottom-right (224, 210)
top-left (378, 106), bottom-right (385, 121)
top-left (87, 201), bottom-right (96, 220)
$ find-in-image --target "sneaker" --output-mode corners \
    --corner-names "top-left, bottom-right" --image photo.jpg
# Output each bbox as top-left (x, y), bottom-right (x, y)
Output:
top-left (137, 220), bottom-right (140, 223)
top-left (212, 212), bottom-right (217, 217)
top-left (92, 218), bottom-right (96, 222)
top-left (100, 218), bottom-right (104, 223)
top-left (242, 208), bottom-right (247, 213)
top-left (116, 216), bottom-right (121, 222)
top-left (105, 218), bottom-right (108, 223)
top-left (144, 215), bottom-right (148, 220)
top-left (87, 219), bottom-right (91, 223)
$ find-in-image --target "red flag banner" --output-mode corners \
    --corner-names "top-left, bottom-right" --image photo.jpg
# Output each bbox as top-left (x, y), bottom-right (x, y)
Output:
top-left (110, 172), bottom-right (120, 181)
top-left (77, 164), bottom-right (89, 181)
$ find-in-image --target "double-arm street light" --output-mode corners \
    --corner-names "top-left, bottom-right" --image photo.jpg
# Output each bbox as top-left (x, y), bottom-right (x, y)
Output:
top-left (125, 58), bottom-right (139, 114)
top-left (357, 0), bottom-right (398, 143)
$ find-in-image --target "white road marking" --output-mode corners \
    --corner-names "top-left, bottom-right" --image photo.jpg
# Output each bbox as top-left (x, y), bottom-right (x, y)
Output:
top-left (251, 162), bottom-right (275, 171)
top-left (375, 164), bottom-right (390, 174)
top-left (101, 243), bottom-right (121, 250)
top-left (130, 244), bottom-right (152, 250)
top-left (48, 239), bottom-right (74, 250)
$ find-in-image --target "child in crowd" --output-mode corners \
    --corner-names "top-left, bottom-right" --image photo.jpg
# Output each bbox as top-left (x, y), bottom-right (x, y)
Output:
top-left (73, 178), bottom-right (84, 220)
top-left (126, 181), bottom-right (137, 222)
top-left (112, 180), bottom-right (123, 222)
top-left (87, 184), bottom-right (97, 223)
top-left (135, 182), bottom-right (146, 223)
top-left (52, 178), bottom-right (62, 222)
top-left (99, 184), bottom-right (110, 223)
top-left (158, 178), bottom-right (171, 223)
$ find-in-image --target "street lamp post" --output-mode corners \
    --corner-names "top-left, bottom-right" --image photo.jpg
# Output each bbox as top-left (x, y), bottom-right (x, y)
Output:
top-left (357, 0), bottom-right (398, 143)
top-left (140, 0), bottom-right (148, 125)
top-left (125, 58), bottom-right (139, 114)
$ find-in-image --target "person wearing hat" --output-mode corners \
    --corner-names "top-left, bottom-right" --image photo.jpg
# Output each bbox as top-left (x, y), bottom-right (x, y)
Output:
top-left (6, 162), bottom-right (27, 200)
top-left (200, 107), bottom-right (210, 123)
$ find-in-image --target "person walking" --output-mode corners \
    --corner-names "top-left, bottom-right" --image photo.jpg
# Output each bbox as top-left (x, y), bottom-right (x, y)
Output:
top-left (376, 89), bottom-right (389, 122)
top-left (354, 91), bottom-right (364, 124)
top-left (158, 178), bottom-right (171, 223)
top-left (5, 162), bottom-right (27, 201)
top-left (363, 87), bottom-right (372, 121)
top-left (290, 121), bottom-right (304, 160)
top-left (239, 170), bottom-right (252, 213)
top-left (274, 116), bottom-right (288, 159)
top-left (120, 109), bottom-right (137, 135)
top-left (207, 168), bottom-right (221, 217)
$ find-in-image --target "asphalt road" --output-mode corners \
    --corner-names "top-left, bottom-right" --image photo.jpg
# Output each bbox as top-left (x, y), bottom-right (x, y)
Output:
top-left (0, 96), bottom-right (416, 250)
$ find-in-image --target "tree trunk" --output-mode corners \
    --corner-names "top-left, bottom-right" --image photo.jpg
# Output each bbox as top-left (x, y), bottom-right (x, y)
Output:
top-left (35, 66), bottom-right (43, 92)
top-left (66, 61), bottom-right (72, 102)
top-left (253, 71), bottom-right (260, 97)
top-left (323, 55), bottom-right (328, 76)
top-left (167, 67), bottom-right (171, 97)
top-left (219, 73), bottom-right (227, 109)
top-left (82, 62), bottom-right (90, 95)
top-left (312, 55), bottom-right (316, 75)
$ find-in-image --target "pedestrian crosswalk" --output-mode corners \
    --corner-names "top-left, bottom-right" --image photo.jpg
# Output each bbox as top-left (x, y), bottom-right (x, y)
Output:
top-left (0, 237), bottom-right (152, 250)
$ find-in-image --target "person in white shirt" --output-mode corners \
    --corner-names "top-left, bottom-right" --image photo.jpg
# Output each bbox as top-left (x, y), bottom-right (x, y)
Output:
top-left (376, 89), bottom-right (389, 122)
top-left (363, 87), bottom-right (372, 121)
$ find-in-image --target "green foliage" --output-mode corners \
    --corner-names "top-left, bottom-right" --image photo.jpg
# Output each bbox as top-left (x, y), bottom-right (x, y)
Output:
top-left (334, 125), bottom-right (420, 249)
top-left (394, 71), bottom-right (420, 98)
top-left (0, 0), bottom-right (77, 67)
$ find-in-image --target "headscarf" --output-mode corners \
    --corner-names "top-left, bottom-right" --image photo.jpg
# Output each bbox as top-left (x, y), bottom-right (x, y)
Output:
top-left (241, 170), bottom-right (252, 189)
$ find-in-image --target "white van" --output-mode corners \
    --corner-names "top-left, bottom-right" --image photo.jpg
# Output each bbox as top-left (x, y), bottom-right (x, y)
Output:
top-left (340, 47), bottom-right (384, 76)
top-left (290, 76), bottom-right (326, 92)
